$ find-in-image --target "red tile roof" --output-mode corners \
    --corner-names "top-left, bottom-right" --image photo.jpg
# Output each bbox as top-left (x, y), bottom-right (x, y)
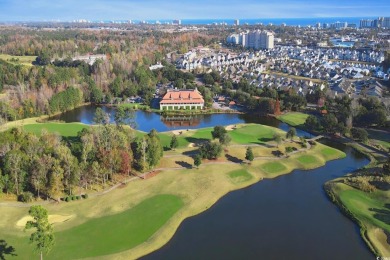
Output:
top-left (160, 89), bottom-right (204, 104)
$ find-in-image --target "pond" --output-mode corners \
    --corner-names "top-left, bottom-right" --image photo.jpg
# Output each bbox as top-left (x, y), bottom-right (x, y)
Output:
top-left (142, 140), bottom-right (373, 259)
top-left (52, 105), bottom-right (373, 259)
top-left (50, 105), bottom-right (307, 135)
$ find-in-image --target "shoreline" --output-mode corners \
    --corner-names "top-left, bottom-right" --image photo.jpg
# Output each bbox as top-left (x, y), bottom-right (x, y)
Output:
top-left (0, 124), bottom-right (347, 259)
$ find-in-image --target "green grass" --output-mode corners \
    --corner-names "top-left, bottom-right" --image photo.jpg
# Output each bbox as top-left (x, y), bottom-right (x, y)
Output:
top-left (297, 155), bottom-right (319, 165)
top-left (320, 147), bottom-right (345, 160)
top-left (5, 194), bottom-right (183, 259)
top-left (227, 170), bottom-right (253, 184)
top-left (229, 124), bottom-right (276, 144)
top-left (0, 54), bottom-right (37, 66)
top-left (118, 103), bottom-right (151, 110)
top-left (340, 189), bottom-right (390, 232)
top-left (277, 112), bottom-right (309, 127)
top-left (23, 123), bottom-right (88, 137)
top-left (260, 162), bottom-right (287, 174)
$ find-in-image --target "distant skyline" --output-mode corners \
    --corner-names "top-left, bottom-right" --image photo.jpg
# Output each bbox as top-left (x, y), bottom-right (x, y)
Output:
top-left (0, 0), bottom-right (389, 21)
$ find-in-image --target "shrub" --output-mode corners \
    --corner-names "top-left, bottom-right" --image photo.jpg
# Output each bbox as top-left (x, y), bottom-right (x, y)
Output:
top-left (82, 194), bottom-right (89, 199)
top-left (285, 147), bottom-right (294, 153)
top-left (301, 143), bottom-right (307, 148)
top-left (65, 196), bottom-right (71, 202)
top-left (76, 195), bottom-right (80, 200)
top-left (308, 140), bottom-right (316, 145)
top-left (18, 192), bottom-right (34, 203)
top-left (71, 195), bottom-right (76, 200)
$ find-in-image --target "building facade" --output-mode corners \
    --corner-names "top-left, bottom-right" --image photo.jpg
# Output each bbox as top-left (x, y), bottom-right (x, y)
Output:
top-left (160, 89), bottom-right (204, 110)
top-left (227, 30), bottom-right (274, 50)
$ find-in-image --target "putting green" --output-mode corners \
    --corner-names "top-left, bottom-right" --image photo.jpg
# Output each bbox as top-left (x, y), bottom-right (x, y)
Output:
top-left (297, 155), bottom-right (319, 165)
top-left (228, 170), bottom-right (253, 184)
top-left (260, 162), bottom-right (287, 174)
top-left (229, 124), bottom-right (276, 144)
top-left (277, 112), bottom-right (308, 127)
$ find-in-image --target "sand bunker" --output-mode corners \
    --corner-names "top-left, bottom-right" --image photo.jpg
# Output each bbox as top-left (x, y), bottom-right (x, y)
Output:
top-left (16, 214), bottom-right (74, 227)
top-left (225, 125), bottom-right (238, 131)
top-left (188, 143), bottom-right (196, 148)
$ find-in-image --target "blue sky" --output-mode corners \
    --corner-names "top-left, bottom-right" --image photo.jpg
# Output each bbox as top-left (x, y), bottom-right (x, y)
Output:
top-left (0, 0), bottom-right (389, 21)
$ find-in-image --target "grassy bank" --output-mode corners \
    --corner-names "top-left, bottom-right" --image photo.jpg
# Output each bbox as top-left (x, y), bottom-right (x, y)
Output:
top-left (23, 122), bottom-right (89, 137)
top-left (0, 124), bottom-right (346, 259)
top-left (325, 180), bottom-right (390, 257)
top-left (325, 139), bottom-right (390, 257)
top-left (277, 112), bottom-right (309, 127)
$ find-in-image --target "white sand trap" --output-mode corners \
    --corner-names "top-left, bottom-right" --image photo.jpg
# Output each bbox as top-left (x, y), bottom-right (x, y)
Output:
top-left (16, 214), bottom-right (74, 227)
top-left (225, 125), bottom-right (238, 131)
top-left (188, 143), bottom-right (196, 148)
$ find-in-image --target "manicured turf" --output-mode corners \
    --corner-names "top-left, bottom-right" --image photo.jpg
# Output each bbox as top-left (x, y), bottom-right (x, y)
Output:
top-left (260, 162), bottom-right (287, 174)
top-left (23, 123), bottom-right (88, 137)
top-left (297, 155), bottom-right (319, 165)
top-left (0, 54), bottom-right (37, 66)
top-left (340, 188), bottom-right (390, 233)
top-left (277, 112), bottom-right (309, 127)
top-left (227, 170), bottom-right (253, 184)
top-left (6, 195), bottom-right (183, 259)
top-left (229, 125), bottom-right (276, 144)
top-left (54, 194), bottom-right (182, 259)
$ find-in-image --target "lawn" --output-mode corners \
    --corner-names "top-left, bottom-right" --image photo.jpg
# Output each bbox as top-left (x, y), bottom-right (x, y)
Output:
top-left (0, 54), bottom-right (37, 66)
top-left (227, 169), bottom-right (253, 184)
top-left (327, 179), bottom-right (390, 257)
top-left (4, 195), bottom-right (183, 259)
top-left (277, 112), bottom-right (309, 127)
top-left (297, 155), bottom-right (319, 164)
top-left (260, 162), bottom-right (287, 175)
top-left (339, 188), bottom-right (390, 233)
top-left (229, 124), bottom-right (277, 144)
top-left (23, 123), bottom-right (88, 137)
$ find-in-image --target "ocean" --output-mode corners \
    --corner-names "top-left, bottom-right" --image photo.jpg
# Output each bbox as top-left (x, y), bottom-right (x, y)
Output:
top-left (125, 17), bottom-right (378, 26)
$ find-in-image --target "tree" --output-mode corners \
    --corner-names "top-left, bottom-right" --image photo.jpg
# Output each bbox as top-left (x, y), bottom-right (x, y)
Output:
top-left (170, 135), bottom-right (179, 150)
top-left (304, 115), bottom-right (320, 133)
top-left (286, 127), bottom-right (297, 141)
top-left (219, 133), bottom-right (231, 147)
top-left (245, 147), bottom-right (254, 162)
top-left (383, 158), bottom-right (390, 176)
top-left (193, 155), bottom-right (202, 169)
top-left (273, 133), bottom-right (282, 147)
top-left (114, 106), bottom-right (126, 128)
top-left (211, 125), bottom-right (227, 140)
top-left (25, 206), bottom-right (55, 260)
top-left (350, 128), bottom-right (368, 143)
top-left (322, 114), bottom-right (338, 135)
top-left (146, 129), bottom-right (163, 169)
top-left (93, 107), bottom-right (110, 125)
top-left (199, 141), bottom-right (223, 160)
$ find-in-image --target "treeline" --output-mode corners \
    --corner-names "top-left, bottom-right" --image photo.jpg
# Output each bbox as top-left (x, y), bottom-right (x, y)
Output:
top-left (49, 87), bottom-right (83, 114)
top-left (304, 96), bottom-right (389, 138)
top-left (0, 28), bottom-right (220, 123)
top-left (0, 125), bottom-right (163, 201)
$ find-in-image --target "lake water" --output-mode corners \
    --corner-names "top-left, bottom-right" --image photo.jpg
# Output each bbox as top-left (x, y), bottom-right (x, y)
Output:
top-left (52, 105), bottom-right (374, 259)
top-left (50, 105), bottom-right (307, 135)
top-left (142, 141), bottom-right (373, 260)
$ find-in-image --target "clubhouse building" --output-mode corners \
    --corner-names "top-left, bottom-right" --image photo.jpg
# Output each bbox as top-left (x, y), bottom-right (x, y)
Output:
top-left (159, 89), bottom-right (204, 110)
